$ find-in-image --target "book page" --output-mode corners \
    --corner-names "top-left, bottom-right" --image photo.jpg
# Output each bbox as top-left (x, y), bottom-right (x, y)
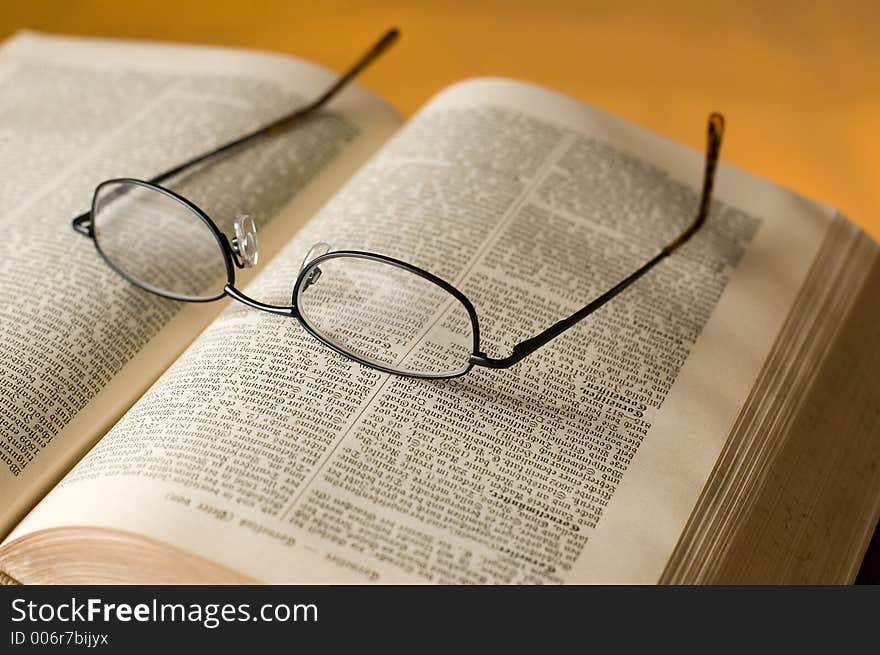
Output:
top-left (0, 32), bottom-right (401, 537)
top-left (2, 78), bottom-right (832, 583)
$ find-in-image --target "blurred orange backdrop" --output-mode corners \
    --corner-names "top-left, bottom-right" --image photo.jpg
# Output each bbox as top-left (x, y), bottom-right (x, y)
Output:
top-left (2, 0), bottom-right (877, 238)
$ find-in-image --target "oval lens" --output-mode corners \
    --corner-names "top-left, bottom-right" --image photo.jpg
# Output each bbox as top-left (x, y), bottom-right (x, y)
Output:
top-left (92, 181), bottom-right (229, 301)
top-left (295, 254), bottom-right (475, 377)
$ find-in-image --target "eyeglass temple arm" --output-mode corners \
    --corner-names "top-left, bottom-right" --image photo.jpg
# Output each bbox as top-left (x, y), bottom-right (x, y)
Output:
top-left (72, 28), bottom-right (400, 235)
top-left (471, 113), bottom-right (725, 370)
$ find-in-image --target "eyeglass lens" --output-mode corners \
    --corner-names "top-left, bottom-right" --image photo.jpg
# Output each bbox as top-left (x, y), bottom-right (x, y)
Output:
top-left (295, 254), bottom-right (474, 377)
top-left (92, 181), bottom-right (229, 301)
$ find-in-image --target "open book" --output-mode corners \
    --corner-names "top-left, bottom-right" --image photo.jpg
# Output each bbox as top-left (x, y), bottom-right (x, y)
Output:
top-left (1, 31), bottom-right (877, 585)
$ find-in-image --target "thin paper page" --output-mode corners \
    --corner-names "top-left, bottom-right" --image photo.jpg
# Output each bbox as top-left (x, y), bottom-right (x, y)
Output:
top-left (0, 31), bottom-right (402, 537)
top-left (3, 78), bottom-right (830, 583)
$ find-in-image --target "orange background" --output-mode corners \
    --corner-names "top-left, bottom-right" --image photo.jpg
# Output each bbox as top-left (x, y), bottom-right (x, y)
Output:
top-left (2, 0), bottom-right (877, 238)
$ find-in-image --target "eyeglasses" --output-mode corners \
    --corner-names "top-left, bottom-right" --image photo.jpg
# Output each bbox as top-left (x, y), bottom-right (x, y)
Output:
top-left (71, 28), bottom-right (725, 380)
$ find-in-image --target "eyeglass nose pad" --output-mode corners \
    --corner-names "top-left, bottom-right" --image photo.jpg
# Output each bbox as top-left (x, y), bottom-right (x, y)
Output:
top-left (232, 213), bottom-right (258, 268)
top-left (296, 242), bottom-right (332, 299)
top-left (300, 242), bottom-right (331, 271)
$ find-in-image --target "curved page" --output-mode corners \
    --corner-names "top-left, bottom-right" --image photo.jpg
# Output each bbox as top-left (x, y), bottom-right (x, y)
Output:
top-left (0, 32), bottom-right (402, 535)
